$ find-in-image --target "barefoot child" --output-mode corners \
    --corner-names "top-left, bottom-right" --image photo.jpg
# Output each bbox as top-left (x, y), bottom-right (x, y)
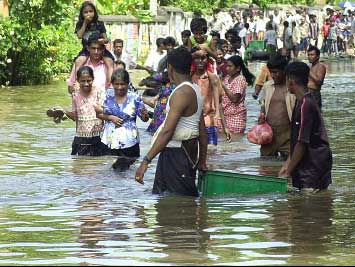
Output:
top-left (74, 1), bottom-right (114, 86)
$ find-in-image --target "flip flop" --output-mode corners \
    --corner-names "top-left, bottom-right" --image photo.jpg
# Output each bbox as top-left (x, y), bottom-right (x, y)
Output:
top-left (47, 107), bottom-right (66, 124)
top-left (46, 108), bottom-right (65, 119)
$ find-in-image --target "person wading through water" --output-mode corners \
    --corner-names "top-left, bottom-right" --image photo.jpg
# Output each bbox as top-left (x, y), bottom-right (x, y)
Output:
top-left (135, 46), bottom-right (208, 196)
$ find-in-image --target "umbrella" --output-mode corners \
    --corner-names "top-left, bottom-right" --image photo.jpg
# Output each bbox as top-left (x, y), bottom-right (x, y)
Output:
top-left (338, 1), bottom-right (355, 8)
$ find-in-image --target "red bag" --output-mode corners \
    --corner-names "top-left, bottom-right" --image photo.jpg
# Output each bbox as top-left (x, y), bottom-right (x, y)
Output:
top-left (247, 114), bottom-right (273, 145)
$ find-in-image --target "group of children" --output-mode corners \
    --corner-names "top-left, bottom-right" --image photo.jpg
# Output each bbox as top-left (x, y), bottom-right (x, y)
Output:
top-left (46, 1), bottom-right (333, 192)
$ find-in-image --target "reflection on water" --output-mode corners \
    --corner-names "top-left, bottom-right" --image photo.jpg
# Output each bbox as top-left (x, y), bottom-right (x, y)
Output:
top-left (0, 61), bottom-right (355, 265)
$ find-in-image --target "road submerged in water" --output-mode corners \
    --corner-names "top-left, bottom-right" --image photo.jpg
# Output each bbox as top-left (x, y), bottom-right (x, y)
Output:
top-left (0, 60), bottom-right (354, 265)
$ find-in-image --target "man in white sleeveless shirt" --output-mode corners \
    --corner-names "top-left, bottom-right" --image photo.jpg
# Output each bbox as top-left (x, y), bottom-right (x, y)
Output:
top-left (135, 46), bottom-right (208, 196)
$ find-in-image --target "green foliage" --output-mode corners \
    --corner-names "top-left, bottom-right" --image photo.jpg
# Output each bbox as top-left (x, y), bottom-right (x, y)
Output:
top-left (159, 0), bottom-right (316, 13)
top-left (0, 0), bottom-right (80, 86)
top-left (96, 0), bottom-right (155, 22)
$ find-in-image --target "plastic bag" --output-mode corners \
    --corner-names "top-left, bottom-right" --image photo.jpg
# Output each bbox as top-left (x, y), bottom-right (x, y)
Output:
top-left (247, 114), bottom-right (273, 145)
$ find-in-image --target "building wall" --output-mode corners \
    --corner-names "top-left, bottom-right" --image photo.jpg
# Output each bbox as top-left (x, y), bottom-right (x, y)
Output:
top-left (101, 7), bottom-right (192, 63)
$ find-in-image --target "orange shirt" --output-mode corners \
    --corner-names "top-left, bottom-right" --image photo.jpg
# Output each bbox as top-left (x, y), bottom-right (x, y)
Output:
top-left (255, 64), bottom-right (272, 86)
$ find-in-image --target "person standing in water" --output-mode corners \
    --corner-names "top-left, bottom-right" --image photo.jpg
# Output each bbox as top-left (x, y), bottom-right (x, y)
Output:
top-left (96, 70), bottom-right (150, 171)
top-left (135, 46), bottom-right (208, 197)
top-left (279, 62), bottom-right (332, 191)
top-left (307, 45), bottom-right (326, 110)
top-left (67, 66), bottom-right (107, 156)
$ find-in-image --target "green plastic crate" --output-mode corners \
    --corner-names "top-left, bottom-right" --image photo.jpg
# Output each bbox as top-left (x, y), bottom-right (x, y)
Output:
top-left (198, 170), bottom-right (287, 197)
top-left (247, 40), bottom-right (265, 51)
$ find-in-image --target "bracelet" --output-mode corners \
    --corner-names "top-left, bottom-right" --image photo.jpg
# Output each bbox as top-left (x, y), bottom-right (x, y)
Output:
top-left (143, 155), bottom-right (152, 164)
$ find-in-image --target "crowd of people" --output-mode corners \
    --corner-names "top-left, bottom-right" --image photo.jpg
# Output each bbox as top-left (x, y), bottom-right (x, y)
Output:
top-left (207, 4), bottom-right (355, 59)
top-left (46, 1), bottom-right (334, 197)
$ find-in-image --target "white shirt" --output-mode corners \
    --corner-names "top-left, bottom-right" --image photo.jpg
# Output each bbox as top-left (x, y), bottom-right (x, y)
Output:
top-left (256, 19), bottom-right (266, 32)
top-left (145, 50), bottom-right (166, 72)
top-left (112, 51), bottom-right (137, 70)
top-left (238, 27), bottom-right (247, 38)
top-left (236, 46), bottom-right (245, 60)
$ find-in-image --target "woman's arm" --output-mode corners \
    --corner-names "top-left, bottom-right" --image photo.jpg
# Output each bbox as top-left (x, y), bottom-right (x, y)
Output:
top-left (95, 105), bottom-right (124, 126)
top-left (221, 80), bottom-right (242, 104)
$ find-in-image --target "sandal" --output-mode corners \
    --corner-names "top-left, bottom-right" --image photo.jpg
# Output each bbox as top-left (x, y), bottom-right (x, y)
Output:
top-left (47, 107), bottom-right (64, 118)
top-left (46, 107), bottom-right (66, 123)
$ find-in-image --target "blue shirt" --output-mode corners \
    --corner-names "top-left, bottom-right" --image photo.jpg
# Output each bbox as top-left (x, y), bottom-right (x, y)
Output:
top-left (101, 90), bottom-right (146, 149)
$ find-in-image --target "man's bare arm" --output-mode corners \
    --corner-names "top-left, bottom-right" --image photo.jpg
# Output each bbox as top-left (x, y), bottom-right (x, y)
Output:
top-left (309, 64), bottom-right (326, 87)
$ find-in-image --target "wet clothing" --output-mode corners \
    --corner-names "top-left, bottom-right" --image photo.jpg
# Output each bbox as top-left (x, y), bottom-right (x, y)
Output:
top-left (290, 93), bottom-right (332, 190)
top-left (206, 126), bottom-right (218, 145)
top-left (260, 81), bottom-right (296, 157)
top-left (151, 82), bottom-right (203, 196)
top-left (261, 80), bottom-right (296, 123)
top-left (152, 81), bottom-right (203, 147)
top-left (260, 124), bottom-right (290, 158)
top-left (71, 136), bottom-right (108, 156)
top-left (153, 139), bottom-right (199, 197)
top-left (110, 143), bottom-right (140, 171)
top-left (71, 87), bottom-right (106, 156)
top-left (309, 89), bottom-right (322, 110)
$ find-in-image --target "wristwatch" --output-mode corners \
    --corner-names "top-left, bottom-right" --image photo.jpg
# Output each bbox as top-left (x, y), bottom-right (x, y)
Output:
top-left (143, 155), bottom-right (152, 164)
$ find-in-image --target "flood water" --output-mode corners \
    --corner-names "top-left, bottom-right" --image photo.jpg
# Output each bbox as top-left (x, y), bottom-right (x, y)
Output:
top-left (0, 60), bottom-right (354, 265)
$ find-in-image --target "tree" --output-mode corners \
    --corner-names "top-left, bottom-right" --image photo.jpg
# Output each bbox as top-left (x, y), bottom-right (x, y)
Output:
top-left (95, 0), bottom-right (155, 22)
top-left (0, 1), bottom-right (80, 85)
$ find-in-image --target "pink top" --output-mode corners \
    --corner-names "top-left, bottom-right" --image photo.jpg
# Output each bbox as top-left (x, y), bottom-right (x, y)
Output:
top-left (72, 88), bottom-right (103, 138)
top-left (67, 58), bottom-right (108, 91)
top-left (222, 74), bottom-right (247, 116)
